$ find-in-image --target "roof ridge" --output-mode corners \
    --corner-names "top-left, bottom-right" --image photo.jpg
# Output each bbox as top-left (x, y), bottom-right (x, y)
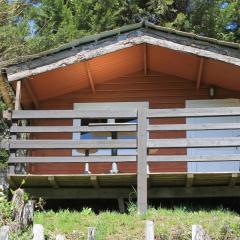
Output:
top-left (1, 20), bottom-right (239, 68)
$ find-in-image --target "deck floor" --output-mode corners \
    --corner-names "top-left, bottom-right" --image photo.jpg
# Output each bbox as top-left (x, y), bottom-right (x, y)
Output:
top-left (8, 172), bottom-right (240, 199)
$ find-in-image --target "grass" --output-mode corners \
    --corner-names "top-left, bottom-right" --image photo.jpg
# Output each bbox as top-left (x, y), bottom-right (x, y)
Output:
top-left (33, 204), bottom-right (240, 240)
top-left (1, 195), bottom-right (240, 239)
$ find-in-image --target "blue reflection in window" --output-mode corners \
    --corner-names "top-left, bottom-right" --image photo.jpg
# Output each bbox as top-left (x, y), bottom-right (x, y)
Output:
top-left (72, 118), bottom-right (137, 156)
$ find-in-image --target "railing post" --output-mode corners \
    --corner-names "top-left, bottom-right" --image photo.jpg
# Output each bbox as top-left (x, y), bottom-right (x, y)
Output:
top-left (137, 107), bottom-right (148, 214)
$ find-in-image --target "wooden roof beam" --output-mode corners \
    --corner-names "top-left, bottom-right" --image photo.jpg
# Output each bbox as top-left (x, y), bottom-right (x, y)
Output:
top-left (85, 61), bottom-right (96, 93)
top-left (48, 176), bottom-right (59, 188)
top-left (196, 57), bottom-right (204, 90)
top-left (143, 44), bottom-right (148, 76)
top-left (90, 176), bottom-right (99, 188)
top-left (229, 173), bottom-right (239, 187)
top-left (23, 79), bottom-right (39, 109)
top-left (186, 173), bottom-right (194, 187)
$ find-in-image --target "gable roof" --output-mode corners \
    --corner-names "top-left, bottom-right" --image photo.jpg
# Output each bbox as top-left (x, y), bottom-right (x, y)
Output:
top-left (2, 20), bottom-right (240, 82)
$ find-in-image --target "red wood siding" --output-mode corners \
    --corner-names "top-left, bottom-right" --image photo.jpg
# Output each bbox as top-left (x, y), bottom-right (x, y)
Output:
top-left (29, 72), bottom-right (240, 174)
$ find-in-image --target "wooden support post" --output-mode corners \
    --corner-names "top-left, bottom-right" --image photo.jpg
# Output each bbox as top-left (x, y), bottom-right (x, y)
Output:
top-left (143, 44), bottom-right (148, 76)
top-left (108, 118), bottom-right (118, 173)
top-left (186, 173), bottom-right (194, 187)
top-left (137, 107), bottom-right (148, 214)
top-left (87, 227), bottom-right (96, 240)
top-left (23, 80), bottom-right (39, 109)
top-left (48, 176), bottom-right (59, 188)
top-left (85, 62), bottom-right (96, 93)
top-left (145, 220), bottom-right (154, 240)
top-left (196, 57), bottom-right (204, 90)
top-left (117, 197), bottom-right (125, 213)
top-left (229, 173), bottom-right (239, 187)
top-left (90, 176), bottom-right (99, 188)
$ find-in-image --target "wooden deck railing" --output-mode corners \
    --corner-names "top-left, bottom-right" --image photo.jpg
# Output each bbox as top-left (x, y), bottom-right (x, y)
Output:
top-left (7, 109), bottom-right (138, 165)
top-left (147, 107), bottom-right (240, 163)
top-left (5, 106), bottom-right (240, 166)
top-left (3, 106), bottom-right (240, 213)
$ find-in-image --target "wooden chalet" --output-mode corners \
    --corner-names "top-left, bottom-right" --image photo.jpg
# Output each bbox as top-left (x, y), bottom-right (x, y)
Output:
top-left (1, 20), bottom-right (240, 213)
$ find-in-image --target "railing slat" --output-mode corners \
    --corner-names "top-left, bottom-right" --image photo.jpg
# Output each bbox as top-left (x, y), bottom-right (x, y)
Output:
top-left (12, 110), bottom-right (137, 119)
top-left (10, 125), bottom-right (137, 133)
top-left (9, 139), bottom-right (137, 149)
top-left (8, 156), bottom-right (136, 163)
top-left (148, 107), bottom-right (240, 118)
top-left (148, 137), bottom-right (240, 148)
top-left (148, 123), bottom-right (240, 131)
top-left (147, 155), bottom-right (240, 162)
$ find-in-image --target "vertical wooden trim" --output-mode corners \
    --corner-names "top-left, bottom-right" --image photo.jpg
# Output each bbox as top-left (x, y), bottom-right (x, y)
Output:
top-left (196, 58), bottom-right (204, 90)
top-left (15, 81), bottom-right (21, 110)
top-left (137, 107), bottom-right (148, 214)
top-left (23, 80), bottom-right (39, 109)
top-left (85, 61), bottom-right (96, 93)
top-left (143, 44), bottom-right (148, 76)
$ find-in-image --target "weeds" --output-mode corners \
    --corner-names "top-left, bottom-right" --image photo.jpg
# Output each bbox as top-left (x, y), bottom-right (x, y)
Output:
top-left (33, 204), bottom-right (240, 240)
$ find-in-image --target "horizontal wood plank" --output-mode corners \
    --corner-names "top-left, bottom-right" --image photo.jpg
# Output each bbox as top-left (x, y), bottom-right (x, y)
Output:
top-left (12, 109), bottom-right (137, 119)
top-left (17, 186), bottom-right (240, 199)
top-left (148, 123), bottom-right (240, 131)
top-left (147, 155), bottom-right (240, 162)
top-left (148, 137), bottom-right (240, 148)
top-left (8, 156), bottom-right (136, 163)
top-left (148, 107), bottom-right (240, 118)
top-left (9, 139), bottom-right (137, 149)
top-left (10, 124), bottom-right (137, 133)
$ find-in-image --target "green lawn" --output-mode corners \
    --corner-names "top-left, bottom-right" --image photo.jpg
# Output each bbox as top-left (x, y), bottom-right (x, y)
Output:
top-left (32, 205), bottom-right (240, 240)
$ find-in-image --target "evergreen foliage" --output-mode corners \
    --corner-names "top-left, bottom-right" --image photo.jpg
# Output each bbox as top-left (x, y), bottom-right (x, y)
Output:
top-left (0, 0), bottom-right (239, 62)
